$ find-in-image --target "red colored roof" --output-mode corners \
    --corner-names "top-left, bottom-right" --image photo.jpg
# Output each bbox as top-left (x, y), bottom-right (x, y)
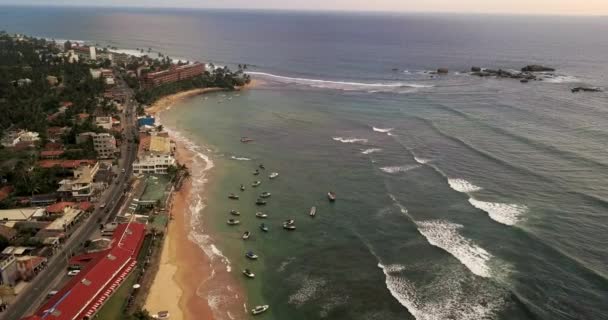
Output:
top-left (68, 251), bottom-right (106, 267)
top-left (40, 150), bottom-right (65, 158)
top-left (77, 113), bottom-right (89, 120)
top-left (38, 159), bottom-right (95, 169)
top-left (46, 201), bottom-right (93, 214)
top-left (44, 142), bottom-right (64, 150)
top-left (30, 223), bottom-right (146, 320)
top-left (78, 202), bottom-right (93, 212)
top-left (61, 101), bottom-right (73, 108)
top-left (0, 186), bottom-right (13, 202)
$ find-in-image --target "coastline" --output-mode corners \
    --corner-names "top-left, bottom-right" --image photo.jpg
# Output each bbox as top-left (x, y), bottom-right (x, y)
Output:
top-left (145, 80), bottom-right (259, 115)
top-left (145, 83), bottom-right (253, 319)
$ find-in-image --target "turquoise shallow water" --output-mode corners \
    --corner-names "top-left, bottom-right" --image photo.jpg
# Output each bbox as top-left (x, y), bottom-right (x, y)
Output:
top-left (2, 6), bottom-right (608, 319)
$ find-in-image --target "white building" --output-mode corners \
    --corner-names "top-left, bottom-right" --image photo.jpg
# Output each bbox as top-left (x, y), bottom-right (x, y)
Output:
top-left (57, 162), bottom-right (100, 200)
top-left (89, 46), bottom-right (96, 61)
top-left (133, 153), bottom-right (175, 174)
top-left (0, 130), bottom-right (40, 147)
top-left (95, 116), bottom-right (113, 130)
top-left (92, 133), bottom-right (117, 159)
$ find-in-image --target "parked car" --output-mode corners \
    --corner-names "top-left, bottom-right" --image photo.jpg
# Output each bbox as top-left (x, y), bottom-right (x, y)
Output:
top-left (67, 270), bottom-right (80, 276)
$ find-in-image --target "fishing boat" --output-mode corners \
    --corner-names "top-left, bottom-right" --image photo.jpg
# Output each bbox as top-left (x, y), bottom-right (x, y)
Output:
top-left (152, 311), bottom-right (170, 319)
top-left (240, 184), bottom-right (245, 191)
top-left (228, 193), bottom-right (239, 200)
top-left (260, 192), bottom-right (271, 198)
top-left (284, 219), bottom-right (295, 225)
top-left (283, 223), bottom-right (296, 230)
top-left (246, 251), bottom-right (258, 259)
top-left (309, 206), bottom-right (317, 217)
top-left (328, 191), bottom-right (336, 202)
top-left (227, 219), bottom-right (240, 225)
top-left (240, 137), bottom-right (254, 143)
top-left (259, 223), bottom-right (269, 232)
top-left (251, 305), bottom-right (269, 315)
top-left (256, 199), bottom-right (267, 206)
top-left (253, 169), bottom-right (260, 176)
top-left (243, 269), bottom-right (255, 278)
top-left (259, 164), bottom-right (265, 169)
top-left (242, 231), bottom-right (251, 240)
top-left (230, 210), bottom-right (240, 216)
top-left (255, 212), bottom-right (268, 218)
top-left (252, 181), bottom-right (261, 187)
top-left (269, 172), bottom-right (279, 179)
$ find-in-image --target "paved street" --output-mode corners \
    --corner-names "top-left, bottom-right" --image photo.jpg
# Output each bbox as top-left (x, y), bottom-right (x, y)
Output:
top-left (0, 77), bottom-right (138, 320)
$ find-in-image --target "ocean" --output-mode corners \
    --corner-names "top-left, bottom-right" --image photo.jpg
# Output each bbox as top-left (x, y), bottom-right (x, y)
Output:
top-left (2, 6), bottom-right (608, 320)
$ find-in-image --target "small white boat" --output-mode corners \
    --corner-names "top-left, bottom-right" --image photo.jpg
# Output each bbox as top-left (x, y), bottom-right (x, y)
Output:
top-left (260, 192), bottom-right (271, 198)
top-left (283, 223), bottom-right (296, 230)
top-left (255, 212), bottom-right (268, 219)
top-left (243, 269), bottom-right (255, 278)
top-left (309, 206), bottom-right (316, 217)
top-left (246, 251), bottom-right (258, 259)
top-left (252, 181), bottom-right (261, 187)
top-left (251, 305), bottom-right (269, 315)
top-left (269, 172), bottom-right (279, 179)
top-left (328, 191), bottom-right (336, 202)
top-left (152, 311), bottom-right (170, 319)
top-left (242, 231), bottom-right (251, 240)
top-left (230, 210), bottom-right (241, 216)
top-left (227, 219), bottom-right (240, 225)
top-left (228, 193), bottom-right (239, 200)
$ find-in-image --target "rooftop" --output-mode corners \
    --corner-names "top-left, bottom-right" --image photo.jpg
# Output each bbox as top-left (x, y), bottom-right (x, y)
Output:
top-left (149, 135), bottom-right (171, 154)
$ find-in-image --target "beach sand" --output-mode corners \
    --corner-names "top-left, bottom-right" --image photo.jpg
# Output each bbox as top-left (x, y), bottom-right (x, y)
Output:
top-left (145, 80), bottom-right (260, 115)
top-left (145, 145), bottom-right (216, 320)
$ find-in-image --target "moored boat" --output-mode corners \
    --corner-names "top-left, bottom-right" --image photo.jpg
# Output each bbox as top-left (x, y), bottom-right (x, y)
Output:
top-left (253, 169), bottom-right (260, 176)
top-left (309, 206), bottom-right (316, 217)
top-left (269, 172), bottom-right (279, 179)
top-left (260, 192), bottom-right (271, 198)
top-left (251, 305), bottom-right (269, 315)
top-left (255, 199), bottom-right (267, 206)
top-left (246, 251), bottom-right (258, 259)
top-left (328, 191), bottom-right (336, 202)
top-left (228, 193), bottom-right (239, 200)
top-left (283, 222), bottom-right (296, 230)
top-left (255, 212), bottom-right (268, 218)
top-left (227, 219), bottom-right (240, 225)
top-left (230, 210), bottom-right (241, 216)
top-left (259, 164), bottom-right (265, 169)
top-left (252, 180), bottom-right (261, 187)
top-left (240, 137), bottom-right (254, 143)
top-left (243, 269), bottom-right (255, 278)
top-left (259, 223), bottom-right (269, 232)
top-left (242, 231), bottom-right (251, 239)
top-left (240, 184), bottom-right (245, 191)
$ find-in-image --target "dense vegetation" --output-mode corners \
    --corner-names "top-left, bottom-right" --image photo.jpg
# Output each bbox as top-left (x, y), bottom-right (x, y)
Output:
top-left (133, 65), bottom-right (251, 105)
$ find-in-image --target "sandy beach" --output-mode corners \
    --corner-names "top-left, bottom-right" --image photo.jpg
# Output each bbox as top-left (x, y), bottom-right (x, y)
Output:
top-left (145, 80), bottom-right (259, 115)
top-left (145, 82), bottom-right (255, 320)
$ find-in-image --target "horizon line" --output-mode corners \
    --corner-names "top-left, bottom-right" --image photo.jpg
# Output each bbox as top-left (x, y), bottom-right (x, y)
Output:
top-left (1, 3), bottom-right (607, 17)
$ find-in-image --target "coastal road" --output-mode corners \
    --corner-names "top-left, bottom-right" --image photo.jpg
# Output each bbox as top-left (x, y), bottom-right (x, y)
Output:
top-left (0, 80), bottom-right (139, 320)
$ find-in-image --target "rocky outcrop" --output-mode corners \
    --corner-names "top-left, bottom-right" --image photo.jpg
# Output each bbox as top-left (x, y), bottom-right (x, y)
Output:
top-left (571, 87), bottom-right (602, 93)
top-left (521, 65), bottom-right (555, 72)
top-left (471, 66), bottom-right (481, 72)
top-left (437, 68), bottom-right (449, 74)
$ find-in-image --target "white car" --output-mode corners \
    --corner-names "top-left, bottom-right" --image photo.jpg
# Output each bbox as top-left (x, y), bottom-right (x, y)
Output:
top-left (67, 270), bottom-right (80, 276)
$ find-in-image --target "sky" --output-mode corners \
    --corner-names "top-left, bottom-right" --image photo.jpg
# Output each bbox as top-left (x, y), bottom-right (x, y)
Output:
top-left (2, 0), bottom-right (608, 15)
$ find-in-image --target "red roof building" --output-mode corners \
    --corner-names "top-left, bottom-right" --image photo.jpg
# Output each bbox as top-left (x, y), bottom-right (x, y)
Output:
top-left (25, 223), bottom-right (146, 320)
top-left (0, 186), bottom-right (13, 202)
top-left (40, 150), bottom-right (65, 159)
top-left (45, 201), bottom-right (93, 215)
top-left (38, 160), bottom-right (96, 169)
top-left (141, 62), bottom-right (205, 88)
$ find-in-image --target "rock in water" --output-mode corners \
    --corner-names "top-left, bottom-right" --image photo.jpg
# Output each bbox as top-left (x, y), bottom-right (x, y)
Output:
top-left (437, 68), bottom-right (449, 74)
top-left (571, 87), bottom-right (602, 93)
top-left (471, 66), bottom-right (481, 72)
top-left (521, 65), bottom-right (555, 72)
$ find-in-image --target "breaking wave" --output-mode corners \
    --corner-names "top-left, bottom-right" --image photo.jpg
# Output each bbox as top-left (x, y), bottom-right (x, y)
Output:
top-left (378, 263), bottom-right (504, 320)
top-left (447, 178), bottom-right (482, 193)
top-left (332, 137), bottom-right (368, 144)
top-left (248, 71), bottom-right (433, 93)
top-left (380, 165), bottom-right (420, 174)
top-left (373, 127), bottom-right (394, 133)
top-left (361, 148), bottom-right (382, 154)
top-left (468, 199), bottom-right (528, 226)
top-left (417, 220), bottom-right (493, 278)
top-left (413, 157), bottom-right (431, 164)
top-left (230, 156), bottom-right (251, 161)
top-left (288, 276), bottom-right (327, 306)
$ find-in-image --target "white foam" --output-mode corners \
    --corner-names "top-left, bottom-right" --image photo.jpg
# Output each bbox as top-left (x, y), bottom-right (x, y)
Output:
top-left (413, 157), bottom-right (431, 164)
top-left (380, 165), bottom-right (420, 174)
top-left (447, 178), bottom-right (482, 193)
top-left (230, 156), bottom-right (251, 161)
top-left (373, 127), bottom-right (394, 133)
top-left (468, 199), bottom-right (527, 226)
top-left (378, 263), bottom-right (502, 320)
top-left (288, 276), bottom-right (327, 306)
top-left (332, 137), bottom-right (368, 144)
top-left (416, 220), bottom-right (492, 278)
top-left (540, 74), bottom-right (580, 83)
top-left (248, 71), bottom-right (433, 93)
top-left (361, 148), bottom-right (382, 154)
